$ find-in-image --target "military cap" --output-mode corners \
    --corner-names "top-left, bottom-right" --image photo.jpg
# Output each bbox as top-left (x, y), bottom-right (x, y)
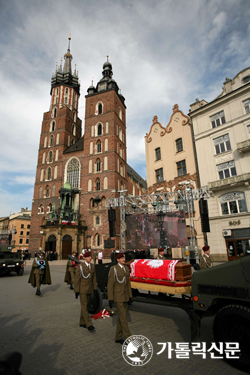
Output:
top-left (116, 252), bottom-right (125, 260)
top-left (84, 251), bottom-right (91, 257)
top-left (202, 245), bottom-right (210, 252)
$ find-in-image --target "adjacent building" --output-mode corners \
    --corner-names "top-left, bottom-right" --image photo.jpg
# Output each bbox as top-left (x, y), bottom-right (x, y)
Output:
top-left (145, 104), bottom-right (203, 249)
top-left (189, 68), bottom-right (250, 261)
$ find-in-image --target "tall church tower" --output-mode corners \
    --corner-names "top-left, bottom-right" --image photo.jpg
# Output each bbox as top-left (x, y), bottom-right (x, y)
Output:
top-left (29, 38), bottom-right (82, 253)
top-left (80, 58), bottom-right (127, 250)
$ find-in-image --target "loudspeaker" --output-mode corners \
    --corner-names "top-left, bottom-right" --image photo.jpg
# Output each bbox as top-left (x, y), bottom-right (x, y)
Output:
top-left (109, 221), bottom-right (116, 237)
top-left (199, 199), bottom-right (210, 232)
top-left (108, 208), bottom-right (116, 222)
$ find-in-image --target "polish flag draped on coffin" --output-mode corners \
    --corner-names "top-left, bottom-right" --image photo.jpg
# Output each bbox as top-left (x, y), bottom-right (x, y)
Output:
top-left (130, 259), bottom-right (180, 281)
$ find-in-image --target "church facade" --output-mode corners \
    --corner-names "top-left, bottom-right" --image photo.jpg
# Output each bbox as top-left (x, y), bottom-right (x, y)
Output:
top-left (29, 39), bottom-right (147, 259)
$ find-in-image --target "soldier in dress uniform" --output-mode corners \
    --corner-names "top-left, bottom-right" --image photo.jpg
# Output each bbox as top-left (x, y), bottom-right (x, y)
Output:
top-left (108, 252), bottom-right (133, 345)
top-left (200, 245), bottom-right (213, 269)
top-left (64, 251), bottom-right (78, 289)
top-left (28, 250), bottom-right (52, 296)
top-left (155, 248), bottom-right (167, 260)
top-left (74, 251), bottom-right (97, 332)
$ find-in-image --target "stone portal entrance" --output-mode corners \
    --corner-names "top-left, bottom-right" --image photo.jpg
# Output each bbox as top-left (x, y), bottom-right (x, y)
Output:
top-left (45, 234), bottom-right (57, 253)
top-left (62, 234), bottom-right (72, 259)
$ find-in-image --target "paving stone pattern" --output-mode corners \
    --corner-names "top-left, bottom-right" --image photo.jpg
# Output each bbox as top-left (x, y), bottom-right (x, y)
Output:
top-left (0, 260), bottom-right (246, 375)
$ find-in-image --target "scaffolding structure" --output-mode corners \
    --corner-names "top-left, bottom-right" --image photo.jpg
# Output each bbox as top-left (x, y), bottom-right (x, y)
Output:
top-left (106, 186), bottom-right (210, 252)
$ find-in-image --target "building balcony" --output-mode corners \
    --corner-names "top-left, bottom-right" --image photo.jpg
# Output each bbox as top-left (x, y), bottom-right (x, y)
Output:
top-left (208, 173), bottom-right (250, 192)
top-left (237, 139), bottom-right (250, 154)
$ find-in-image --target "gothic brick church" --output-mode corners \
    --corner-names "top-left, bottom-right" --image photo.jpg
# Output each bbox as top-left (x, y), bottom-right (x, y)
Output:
top-left (29, 38), bottom-right (147, 259)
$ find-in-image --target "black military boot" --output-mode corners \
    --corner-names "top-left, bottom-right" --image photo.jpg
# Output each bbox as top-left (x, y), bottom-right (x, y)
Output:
top-left (70, 283), bottom-right (74, 290)
top-left (36, 289), bottom-right (41, 296)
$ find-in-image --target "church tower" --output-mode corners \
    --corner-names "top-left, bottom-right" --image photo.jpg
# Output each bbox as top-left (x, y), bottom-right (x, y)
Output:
top-left (80, 57), bottom-right (127, 251)
top-left (29, 37), bottom-right (82, 254)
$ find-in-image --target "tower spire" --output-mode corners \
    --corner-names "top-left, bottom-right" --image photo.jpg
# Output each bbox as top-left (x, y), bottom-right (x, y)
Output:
top-left (63, 35), bottom-right (73, 74)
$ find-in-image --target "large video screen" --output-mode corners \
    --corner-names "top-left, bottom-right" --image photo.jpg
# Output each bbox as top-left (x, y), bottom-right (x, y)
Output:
top-left (126, 211), bottom-right (188, 249)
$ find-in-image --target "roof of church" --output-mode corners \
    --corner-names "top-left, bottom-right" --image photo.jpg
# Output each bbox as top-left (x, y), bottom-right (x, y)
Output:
top-left (63, 137), bottom-right (84, 154)
top-left (127, 165), bottom-right (147, 189)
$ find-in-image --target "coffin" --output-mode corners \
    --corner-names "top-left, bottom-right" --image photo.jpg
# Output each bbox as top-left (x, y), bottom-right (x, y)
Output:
top-left (126, 259), bottom-right (192, 294)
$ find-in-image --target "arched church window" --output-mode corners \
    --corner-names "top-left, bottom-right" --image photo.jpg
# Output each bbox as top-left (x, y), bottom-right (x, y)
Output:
top-left (51, 121), bottom-right (55, 132)
top-left (47, 167), bottom-right (52, 181)
top-left (48, 151), bottom-right (53, 163)
top-left (66, 158), bottom-right (80, 188)
top-left (42, 152), bottom-right (45, 164)
top-left (119, 107), bottom-right (122, 120)
top-left (96, 178), bottom-right (100, 191)
top-left (48, 203), bottom-right (52, 213)
top-left (39, 205), bottom-right (44, 214)
top-left (52, 184), bottom-right (56, 197)
top-left (65, 88), bottom-right (68, 95)
top-left (97, 124), bottom-right (102, 136)
top-left (97, 140), bottom-right (101, 153)
top-left (53, 108), bottom-right (57, 118)
top-left (96, 216), bottom-right (100, 225)
top-left (96, 158), bottom-right (101, 172)
top-left (72, 124), bottom-right (76, 136)
top-left (96, 233), bottom-right (100, 246)
top-left (65, 97), bottom-right (68, 104)
top-left (98, 103), bottom-right (102, 114)
top-left (44, 137), bottom-right (47, 148)
top-left (49, 135), bottom-right (54, 147)
top-left (40, 169), bottom-right (44, 181)
top-left (45, 185), bottom-right (50, 197)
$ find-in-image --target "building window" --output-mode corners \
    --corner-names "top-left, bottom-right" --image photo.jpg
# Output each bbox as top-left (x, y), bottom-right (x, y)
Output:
top-left (65, 88), bottom-right (68, 95)
top-left (214, 134), bottom-right (231, 154)
top-left (217, 160), bottom-right (237, 180)
top-left (51, 121), bottom-right (55, 132)
top-left (26, 231), bottom-right (30, 236)
top-left (243, 76), bottom-right (250, 83)
top-left (97, 124), bottom-right (102, 136)
top-left (65, 97), bottom-right (67, 104)
top-left (26, 239), bottom-right (29, 244)
top-left (48, 151), bottom-right (53, 163)
top-left (96, 216), bottom-right (100, 225)
top-left (96, 178), bottom-right (100, 191)
top-left (47, 167), bottom-right (52, 181)
top-left (49, 135), bottom-right (54, 147)
top-left (220, 192), bottom-right (247, 215)
top-left (176, 138), bottom-right (183, 153)
top-left (98, 103), bottom-right (102, 114)
top-left (45, 185), bottom-right (50, 197)
top-left (97, 140), bottom-right (101, 153)
top-left (177, 160), bottom-right (187, 176)
top-left (155, 147), bottom-right (161, 161)
top-left (96, 158), bottom-right (101, 172)
top-left (21, 224), bottom-right (24, 229)
top-left (53, 108), bottom-right (57, 117)
top-left (20, 231), bottom-right (23, 236)
top-left (247, 125), bottom-right (250, 133)
top-left (27, 225), bottom-right (30, 229)
top-left (155, 168), bottom-right (164, 183)
top-left (66, 158), bottom-right (80, 188)
top-left (243, 98), bottom-right (250, 114)
top-left (210, 111), bottom-right (226, 128)
top-left (19, 239), bottom-right (23, 244)
top-left (72, 124), bottom-right (76, 136)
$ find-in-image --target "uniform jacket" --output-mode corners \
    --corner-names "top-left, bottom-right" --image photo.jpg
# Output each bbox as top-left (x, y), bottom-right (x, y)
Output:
top-left (64, 258), bottom-right (78, 284)
top-left (200, 254), bottom-right (213, 269)
top-left (28, 257), bottom-right (52, 287)
top-left (107, 264), bottom-right (132, 302)
top-left (155, 254), bottom-right (167, 260)
top-left (74, 262), bottom-right (97, 294)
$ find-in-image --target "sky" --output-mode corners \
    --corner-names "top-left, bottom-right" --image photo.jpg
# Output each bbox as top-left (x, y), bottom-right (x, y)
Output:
top-left (0, 0), bottom-right (249, 217)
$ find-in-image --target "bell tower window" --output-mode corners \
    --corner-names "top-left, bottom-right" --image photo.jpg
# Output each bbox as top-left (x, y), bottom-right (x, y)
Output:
top-left (98, 124), bottom-right (102, 136)
top-left (98, 103), bottom-right (102, 114)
